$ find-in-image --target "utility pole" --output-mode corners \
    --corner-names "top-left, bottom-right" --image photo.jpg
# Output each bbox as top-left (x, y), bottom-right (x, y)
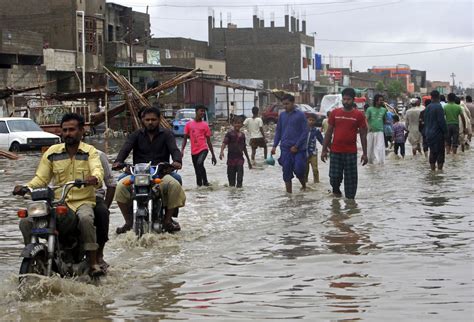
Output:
top-left (76, 11), bottom-right (86, 93)
top-left (450, 72), bottom-right (456, 93)
top-left (128, 11), bottom-right (133, 84)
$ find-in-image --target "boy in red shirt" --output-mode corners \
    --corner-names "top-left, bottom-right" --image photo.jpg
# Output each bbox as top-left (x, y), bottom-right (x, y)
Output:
top-left (181, 105), bottom-right (217, 186)
top-left (321, 88), bottom-right (368, 199)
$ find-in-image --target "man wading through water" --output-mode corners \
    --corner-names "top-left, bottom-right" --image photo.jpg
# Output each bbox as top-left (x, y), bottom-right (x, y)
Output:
top-left (271, 94), bottom-right (308, 193)
top-left (321, 88), bottom-right (368, 199)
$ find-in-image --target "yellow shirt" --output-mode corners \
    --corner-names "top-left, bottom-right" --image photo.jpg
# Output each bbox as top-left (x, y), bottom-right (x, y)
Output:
top-left (27, 142), bottom-right (104, 212)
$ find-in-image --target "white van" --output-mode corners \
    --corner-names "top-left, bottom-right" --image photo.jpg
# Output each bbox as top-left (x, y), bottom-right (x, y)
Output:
top-left (0, 117), bottom-right (60, 152)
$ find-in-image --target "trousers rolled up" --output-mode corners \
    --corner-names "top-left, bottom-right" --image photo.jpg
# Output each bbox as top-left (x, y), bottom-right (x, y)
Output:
top-left (191, 150), bottom-right (209, 186)
top-left (19, 204), bottom-right (98, 251)
top-left (367, 132), bottom-right (385, 164)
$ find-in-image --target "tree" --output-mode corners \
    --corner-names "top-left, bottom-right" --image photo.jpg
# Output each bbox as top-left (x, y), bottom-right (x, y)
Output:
top-left (386, 80), bottom-right (404, 99)
top-left (375, 81), bottom-right (385, 92)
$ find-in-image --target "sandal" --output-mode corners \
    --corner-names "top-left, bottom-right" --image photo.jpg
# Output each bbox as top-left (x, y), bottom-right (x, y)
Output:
top-left (90, 264), bottom-right (105, 277)
top-left (164, 221), bottom-right (181, 233)
top-left (116, 223), bottom-right (132, 234)
top-left (98, 259), bottom-right (109, 271)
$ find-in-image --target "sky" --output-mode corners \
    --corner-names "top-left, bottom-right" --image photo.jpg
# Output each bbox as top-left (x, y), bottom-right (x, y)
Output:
top-left (113, 0), bottom-right (474, 87)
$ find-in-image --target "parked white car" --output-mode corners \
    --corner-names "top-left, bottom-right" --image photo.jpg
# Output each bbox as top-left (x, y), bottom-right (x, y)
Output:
top-left (0, 117), bottom-right (60, 152)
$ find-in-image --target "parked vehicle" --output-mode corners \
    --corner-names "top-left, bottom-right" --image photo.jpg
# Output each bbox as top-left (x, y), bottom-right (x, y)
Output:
top-left (172, 109), bottom-right (209, 136)
top-left (320, 94), bottom-right (343, 114)
top-left (14, 180), bottom-right (92, 280)
top-left (320, 94), bottom-right (367, 112)
top-left (0, 117), bottom-right (60, 152)
top-left (115, 162), bottom-right (174, 238)
top-left (262, 104), bottom-right (326, 127)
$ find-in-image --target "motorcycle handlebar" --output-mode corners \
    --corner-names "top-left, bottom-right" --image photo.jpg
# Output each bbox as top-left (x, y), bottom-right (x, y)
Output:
top-left (113, 162), bottom-right (174, 176)
top-left (55, 180), bottom-right (86, 205)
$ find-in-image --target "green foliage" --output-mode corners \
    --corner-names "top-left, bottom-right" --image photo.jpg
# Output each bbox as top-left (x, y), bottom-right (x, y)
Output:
top-left (375, 81), bottom-right (385, 92)
top-left (386, 80), bottom-right (404, 99)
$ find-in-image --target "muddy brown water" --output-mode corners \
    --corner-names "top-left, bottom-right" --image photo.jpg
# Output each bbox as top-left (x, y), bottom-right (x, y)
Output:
top-left (0, 137), bottom-right (472, 320)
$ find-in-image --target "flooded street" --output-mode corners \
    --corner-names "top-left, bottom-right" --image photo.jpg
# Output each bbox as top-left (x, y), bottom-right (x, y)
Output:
top-left (0, 137), bottom-right (472, 321)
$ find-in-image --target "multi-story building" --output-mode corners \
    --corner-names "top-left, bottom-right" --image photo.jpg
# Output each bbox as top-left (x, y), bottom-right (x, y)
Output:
top-left (370, 65), bottom-right (415, 93)
top-left (208, 13), bottom-right (316, 90)
top-left (0, 0), bottom-right (106, 92)
top-left (410, 69), bottom-right (427, 93)
top-left (105, 3), bottom-right (151, 67)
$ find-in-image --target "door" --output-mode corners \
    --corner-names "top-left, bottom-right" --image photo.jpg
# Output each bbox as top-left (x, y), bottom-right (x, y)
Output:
top-left (0, 121), bottom-right (9, 149)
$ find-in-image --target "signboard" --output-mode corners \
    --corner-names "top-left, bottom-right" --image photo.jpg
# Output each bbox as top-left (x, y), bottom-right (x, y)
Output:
top-left (328, 70), bottom-right (342, 81)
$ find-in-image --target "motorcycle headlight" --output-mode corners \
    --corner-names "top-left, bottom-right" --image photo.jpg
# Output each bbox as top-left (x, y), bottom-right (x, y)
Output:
top-left (134, 174), bottom-right (150, 187)
top-left (27, 201), bottom-right (49, 217)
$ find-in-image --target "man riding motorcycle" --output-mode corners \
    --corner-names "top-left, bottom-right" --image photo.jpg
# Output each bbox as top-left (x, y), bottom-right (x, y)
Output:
top-left (13, 113), bottom-right (105, 276)
top-left (113, 106), bottom-right (186, 234)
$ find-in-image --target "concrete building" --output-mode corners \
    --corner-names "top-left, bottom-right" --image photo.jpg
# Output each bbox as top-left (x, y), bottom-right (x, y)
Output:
top-left (370, 65), bottom-right (415, 93)
top-left (105, 3), bottom-right (151, 67)
top-left (0, 29), bottom-right (46, 89)
top-left (428, 81), bottom-right (451, 95)
top-left (410, 69), bottom-right (427, 93)
top-left (0, 29), bottom-right (47, 116)
top-left (208, 13), bottom-right (316, 90)
top-left (0, 0), bottom-right (107, 92)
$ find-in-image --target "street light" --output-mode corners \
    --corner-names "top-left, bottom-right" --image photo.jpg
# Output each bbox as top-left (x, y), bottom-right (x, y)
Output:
top-left (76, 11), bottom-right (86, 93)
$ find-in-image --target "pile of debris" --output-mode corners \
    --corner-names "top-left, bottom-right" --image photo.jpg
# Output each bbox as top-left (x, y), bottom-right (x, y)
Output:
top-left (92, 68), bottom-right (199, 131)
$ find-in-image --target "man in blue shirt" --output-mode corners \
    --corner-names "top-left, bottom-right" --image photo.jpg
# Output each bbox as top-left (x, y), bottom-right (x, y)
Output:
top-left (423, 90), bottom-right (448, 171)
top-left (271, 94), bottom-right (309, 193)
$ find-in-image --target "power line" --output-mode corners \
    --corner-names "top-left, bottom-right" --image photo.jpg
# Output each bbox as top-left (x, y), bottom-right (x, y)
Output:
top-left (147, 1), bottom-right (401, 21)
top-left (130, 0), bottom-right (357, 8)
top-left (316, 38), bottom-right (474, 45)
top-left (327, 44), bottom-right (474, 59)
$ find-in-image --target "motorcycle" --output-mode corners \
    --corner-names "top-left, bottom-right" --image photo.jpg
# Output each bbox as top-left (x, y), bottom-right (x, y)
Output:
top-left (14, 180), bottom-right (94, 279)
top-left (115, 162), bottom-right (175, 238)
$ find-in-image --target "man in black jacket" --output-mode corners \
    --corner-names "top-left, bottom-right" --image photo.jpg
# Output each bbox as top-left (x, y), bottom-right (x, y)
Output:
top-left (113, 107), bottom-right (185, 233)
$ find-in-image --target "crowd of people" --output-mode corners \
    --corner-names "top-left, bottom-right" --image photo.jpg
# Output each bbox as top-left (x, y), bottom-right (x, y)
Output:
top-left (12, 87), bottom-right (473, 277)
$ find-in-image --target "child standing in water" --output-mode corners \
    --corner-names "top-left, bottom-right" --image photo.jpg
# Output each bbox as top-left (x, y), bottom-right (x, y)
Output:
top-left (219, 117), bottom-right (252, 187)
top-left (392, 114), bottom-right (408, 158)
top-left (181, 105), bottom-right (217, 187)
top-left (305, 113), bottom-right (324, 183)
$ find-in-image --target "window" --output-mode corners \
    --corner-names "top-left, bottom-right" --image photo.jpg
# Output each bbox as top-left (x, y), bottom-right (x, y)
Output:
top-left (98, 34), bottom-right (103, 55)
top-left (7, 120), bottom-right (42, 132)
top-left (0, 121), bottom-right (8, 134)
top-left (78, 32), bottom-right (83, 52)
top-left (108, 25), bottom-right (114, 41)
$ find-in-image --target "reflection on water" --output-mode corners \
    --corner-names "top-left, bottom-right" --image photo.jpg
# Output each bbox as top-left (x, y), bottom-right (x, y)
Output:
top-left (0, 138), bottom-right (472, 320)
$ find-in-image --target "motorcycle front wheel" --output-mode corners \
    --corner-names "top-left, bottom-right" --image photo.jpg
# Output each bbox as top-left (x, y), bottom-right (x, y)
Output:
top-left (134, 217), bottom-right (145, 238)
top-left (19, 254), bottom-right (48, 282)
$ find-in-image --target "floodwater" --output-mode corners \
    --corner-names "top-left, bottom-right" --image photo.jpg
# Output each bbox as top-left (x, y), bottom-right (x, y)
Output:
top-left (0, 136), bottom-right (472, 321)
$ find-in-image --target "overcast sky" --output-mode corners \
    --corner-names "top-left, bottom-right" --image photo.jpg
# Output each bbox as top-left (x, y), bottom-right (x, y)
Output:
top-left (114, 0), bottom-right (473, 87)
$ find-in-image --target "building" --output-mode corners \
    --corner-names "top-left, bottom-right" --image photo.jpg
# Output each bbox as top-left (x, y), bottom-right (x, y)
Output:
top-left (370, 65), bottom-right (415, 93)
top-left (0, 0), bottom-right (107, 92)
top-left (0, 29), bottom-right (47, 116)
top-left (0, 29), bottom-right (45, 89)
top-left (105, 3), bottom-right (151, 67)
top-left (208, 13), bottom-right (315, 90)
top-left (428, 81), bottom-right (451, 95)
top-left (410, 69), bottom-right (427, 93)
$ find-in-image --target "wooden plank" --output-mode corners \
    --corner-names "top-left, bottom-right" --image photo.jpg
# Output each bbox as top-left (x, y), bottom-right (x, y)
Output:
top-left (0, 149), bottom-right (19, 160)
